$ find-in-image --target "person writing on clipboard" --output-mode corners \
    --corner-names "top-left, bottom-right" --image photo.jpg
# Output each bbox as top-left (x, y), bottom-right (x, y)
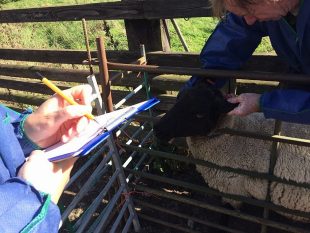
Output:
top-left (0, 84), bottom-right (94, 232)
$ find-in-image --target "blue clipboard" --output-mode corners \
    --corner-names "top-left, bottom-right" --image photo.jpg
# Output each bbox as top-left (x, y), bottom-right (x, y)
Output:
top-left (45, 98), bottom-right (159, 162)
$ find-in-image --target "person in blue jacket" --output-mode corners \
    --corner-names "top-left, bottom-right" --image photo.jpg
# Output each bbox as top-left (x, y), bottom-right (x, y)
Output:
top-left (0, 84), bottom-right (93, 232)
top-left (185, 0), bottom-right (310, 124)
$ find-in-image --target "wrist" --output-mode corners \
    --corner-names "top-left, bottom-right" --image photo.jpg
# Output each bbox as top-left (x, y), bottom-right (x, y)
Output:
top-left (22, 113), bottom-right (42, 149)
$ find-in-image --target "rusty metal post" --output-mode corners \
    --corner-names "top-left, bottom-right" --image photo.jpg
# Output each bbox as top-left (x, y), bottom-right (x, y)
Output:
top-left (82, 18), bottom-right (94, 75)
top-left (96, 36), bottom-right (114, 113)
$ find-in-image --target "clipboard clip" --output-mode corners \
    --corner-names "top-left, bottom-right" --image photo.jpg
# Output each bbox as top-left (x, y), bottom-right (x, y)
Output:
top-left (97, 127), bottom-right (108, 135)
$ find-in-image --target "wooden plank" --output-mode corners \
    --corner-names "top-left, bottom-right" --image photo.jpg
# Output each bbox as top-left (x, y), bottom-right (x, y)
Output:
top-left (124, 19), bottom-right (170, 51)
top-left (147, 52), bottom-right (288, 72)
top-left (0, 90), bottom-right (46, 107)
top-left (0, 78), bottom-right (69, 95)
top-left (0, 48), bottom-right (139, 64)
top-left (0, 0), bottom-right (212, 23)
top-left (147, 51), bottom-right (200, 67)
top-left (0, 64), bottom-right (128, 83)
top-left (144, 0), bottom-right (212, 19)
top-left (0, 64), bottom-right (151, 88)
top-left (123, 0), bottom-right (171, 52)
top-left (0, 48), bottom-right (287, 72)
top-left (0, 88), bottom-right (149, 107)
top-left (107, 61), bottom-right (307, 83)
top-left (0, 76), bottom-right (278, 112)
top-left (151, 74), bottom-right (189, 91)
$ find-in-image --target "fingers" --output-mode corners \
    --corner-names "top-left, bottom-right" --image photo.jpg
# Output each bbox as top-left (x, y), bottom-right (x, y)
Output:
top-left (55, 157), bottom-right (78, 174)
top-left (20, 150), bottom-right (78, 204)
top-left (18, 151), bottom-right (56, 195)
top-left (60, 115), bottom-right (90, 143)
top-left (54, 104), bottom-right (91, 128)
top-left (226, 95), bottom-right (241, 115)
top-left (63, 84), bottom-right (93, 106)
top-left (23, 84), bottom-right (94, 148)
top-left (64, 104), bottom-right (93, 119)
top-left (227, 105), bottom-right (244, 116)
top-left (226, 96), bottom-right (240, 104)
top-left (226, 93), bottom-right (261, 116)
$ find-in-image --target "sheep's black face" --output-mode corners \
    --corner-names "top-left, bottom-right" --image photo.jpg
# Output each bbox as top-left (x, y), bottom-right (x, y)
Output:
top-left (153, 81), bottom-right (237, 141)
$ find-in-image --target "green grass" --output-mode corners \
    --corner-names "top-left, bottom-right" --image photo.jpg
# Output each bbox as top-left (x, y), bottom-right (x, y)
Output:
top-left (0, 0), bottom-right (274, 53)
top-left (170, 18), bottom-right (274, 53)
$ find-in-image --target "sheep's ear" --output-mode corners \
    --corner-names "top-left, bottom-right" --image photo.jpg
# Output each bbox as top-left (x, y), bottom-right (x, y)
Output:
top-left (220, 100), bottom-right (239, 113)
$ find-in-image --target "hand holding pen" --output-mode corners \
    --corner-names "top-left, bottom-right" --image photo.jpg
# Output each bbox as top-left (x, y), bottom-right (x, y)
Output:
top-left (23, 76), bottom-right (95, 148)
top-left (41, 77), bottom-right (99, 123)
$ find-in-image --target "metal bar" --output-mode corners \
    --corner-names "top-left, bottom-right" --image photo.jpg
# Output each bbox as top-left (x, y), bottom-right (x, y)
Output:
top-left (65, 143), bottom-right (108, 188)
top-left (93, 184), bottom-right (126, 233)
top-left (218, 127), bottom-right (310, 147)
top-left (261, 120), bottom-right (282, 233)
top-left (140, 45), bottom-right (154, 129)
top-left (135, 185), bottom-right (310, 233)
top-left (135, 200), bottom-right (244, 233)
top-left (107, 62), bottom-right (310, 84)
top-left (127, 168), bottom-right (310, 219)
top-left (97, 36), bottom-right (114, 113)
top-left (74, 169), bottom-right (121, 233)
top-left (109, 56), bottom-right (146, 83)
top-left (122, 122), bottom-right (149, 168)
top-left (113, 83), bottom-right (144, 109)
top-left (140, 45), bottom-right (151, 99)
top-left (139, 213), bottom-right (204, 233)
top-left (115, 120), bottom-right (133, 137)
top-left (107, 138), bottom-right (141, 231)
top-left (61, 151), bottom-right (113, 221)
top-left (126, 130), bottom-right (153, 182)
top-left (109, 199), bottom-right (130, 233)
top-left (125, 122), bottom-right (148, 145)
top-left (121, 212), bottom-right (134, 233)
top-left (82, 18), bottom-right (94, 74)
top-left (123, 144), bottom-right (310, 190)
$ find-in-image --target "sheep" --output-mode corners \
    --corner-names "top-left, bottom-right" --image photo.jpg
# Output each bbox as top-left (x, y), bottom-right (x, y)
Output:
top-left (153, 79), bottom-right (310, 223)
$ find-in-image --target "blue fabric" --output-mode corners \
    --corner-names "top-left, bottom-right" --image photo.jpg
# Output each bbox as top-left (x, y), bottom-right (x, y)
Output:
top-left (0, 105), bottom-right (60, 232)
top-left (186, 1), bottom-right (310, 123)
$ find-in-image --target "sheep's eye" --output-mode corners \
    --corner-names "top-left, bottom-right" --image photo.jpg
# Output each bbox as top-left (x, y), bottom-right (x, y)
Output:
top-left (196, 113), bottom-right (206, 118)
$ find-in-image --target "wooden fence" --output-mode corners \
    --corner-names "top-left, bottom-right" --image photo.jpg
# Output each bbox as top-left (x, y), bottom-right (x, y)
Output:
top-left (2, 1), bottom-right (310, 233)
top-left (0, 0), bottom-right (288, 111)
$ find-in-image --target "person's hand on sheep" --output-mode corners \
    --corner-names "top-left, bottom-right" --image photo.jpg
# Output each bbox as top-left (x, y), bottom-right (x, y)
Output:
top-left (226, 93), bottom-right (261, 116)
top-left (23, 84), bottom-right (94, 148)
top-left (18, 150), bottom-right (77, 204)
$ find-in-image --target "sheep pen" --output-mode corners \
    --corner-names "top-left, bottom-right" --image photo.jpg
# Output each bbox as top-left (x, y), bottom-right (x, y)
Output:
top-left (153, 79), bottom-right (310, 223)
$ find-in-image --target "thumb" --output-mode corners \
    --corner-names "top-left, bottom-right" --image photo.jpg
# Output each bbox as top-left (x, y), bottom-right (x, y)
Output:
top-left (226, 96), bottom-right (240, 104)
top-left (227, 108), bottom-right (239, 116)
top-left (26, 150), bottom-right (47, 162)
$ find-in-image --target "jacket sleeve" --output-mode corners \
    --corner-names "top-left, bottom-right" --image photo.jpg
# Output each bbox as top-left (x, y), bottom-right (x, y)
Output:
top-left (13, 108), bottom-right (42, 156)
top-left (184, 13), bottom-right (266, 89)
top-left (261, 89), bottom-right (310, 124)
top-left (0, 178), bottom-right (60, 233)
top-left (0, 105), bottom-right (61, 232)
top-left (0, 104), bottom-right (41, 155)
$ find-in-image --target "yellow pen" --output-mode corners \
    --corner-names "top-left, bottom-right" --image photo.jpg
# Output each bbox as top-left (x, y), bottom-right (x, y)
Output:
top-left (40, 74), bottom-right (98, 123)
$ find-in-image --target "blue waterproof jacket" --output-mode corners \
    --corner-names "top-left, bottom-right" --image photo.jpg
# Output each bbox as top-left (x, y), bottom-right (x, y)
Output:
top-left (0, 105), bottom-right (60, 233)
top-left (186, 0), bottom-right (310, 124)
